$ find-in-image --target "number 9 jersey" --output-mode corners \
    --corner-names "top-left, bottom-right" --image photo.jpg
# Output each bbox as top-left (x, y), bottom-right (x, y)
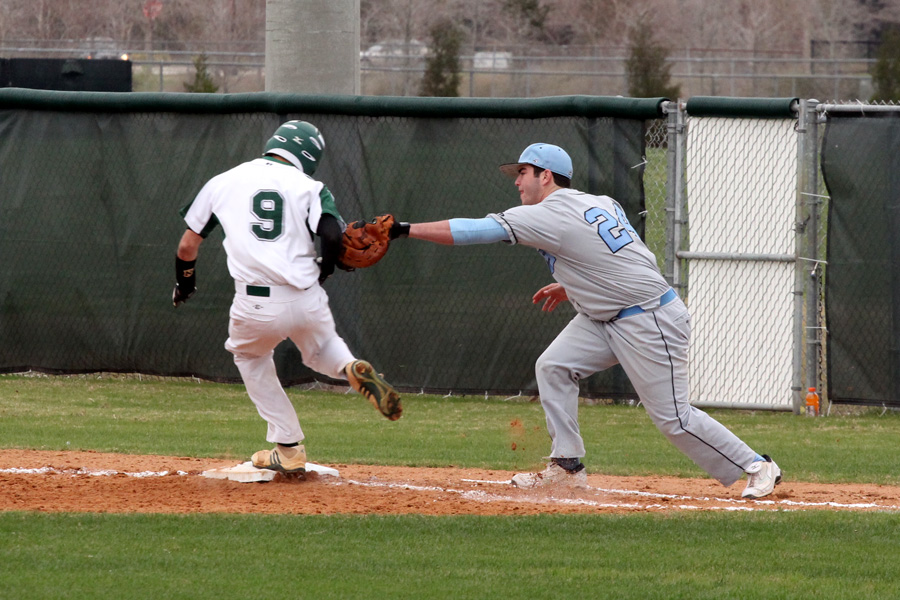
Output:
top-left (182, 157), bottom-right (343, 290)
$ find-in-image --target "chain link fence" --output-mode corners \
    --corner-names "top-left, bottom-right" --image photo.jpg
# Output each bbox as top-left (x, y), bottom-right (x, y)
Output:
top-left (666, 98), bottom-right (900, 412)
top-left (641, 120), bottom-right (669, 274)
top-left (4, 89), bottom-right (894, 410)
top-left (0, 90), bottom-right (659, 399)
top-left (0, 39), bottom-right (880, 99)
top-left (817, 101), bottom-right (900, 410)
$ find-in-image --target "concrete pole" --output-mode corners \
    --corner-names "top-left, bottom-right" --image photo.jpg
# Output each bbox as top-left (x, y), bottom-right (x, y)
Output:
top-left (265, 0), bottom-right (360, 94)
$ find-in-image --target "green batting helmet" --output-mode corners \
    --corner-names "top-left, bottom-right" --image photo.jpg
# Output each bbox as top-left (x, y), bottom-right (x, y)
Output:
top-left (263, 120), bottom-right (326, 175)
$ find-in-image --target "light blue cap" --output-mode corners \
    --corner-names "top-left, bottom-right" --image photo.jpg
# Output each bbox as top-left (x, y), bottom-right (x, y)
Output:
top-left (499, 143), bottom-right (573, 179)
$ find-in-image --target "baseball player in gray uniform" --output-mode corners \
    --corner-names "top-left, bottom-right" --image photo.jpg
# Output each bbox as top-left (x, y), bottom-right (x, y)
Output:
top-left (172, 120), bottom-right (402, 477)
top-left (389, 143), bottom-right (781, 498)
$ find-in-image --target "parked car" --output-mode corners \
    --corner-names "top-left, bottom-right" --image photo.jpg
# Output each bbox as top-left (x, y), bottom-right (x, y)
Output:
top-left (473, 51), bottom-right (512, 70)
top-left (82, 37), bottom-right (128, 60)
top-left (361, 40), bottom-right (428, 67)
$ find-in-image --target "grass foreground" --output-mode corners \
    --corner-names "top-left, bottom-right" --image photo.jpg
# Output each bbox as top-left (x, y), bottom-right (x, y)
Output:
top-left (1, 374), bottom-right (900, 599)
top-left (2, 512), bottom-right (899, 600)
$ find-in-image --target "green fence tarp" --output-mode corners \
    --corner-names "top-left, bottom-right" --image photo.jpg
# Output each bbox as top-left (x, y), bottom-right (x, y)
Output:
top-left (821, 113), bottom-right (900, 406)
top-left (0, 91), bottom-right (652, 398)
top-left (0, 88), bottom-right (667, 119)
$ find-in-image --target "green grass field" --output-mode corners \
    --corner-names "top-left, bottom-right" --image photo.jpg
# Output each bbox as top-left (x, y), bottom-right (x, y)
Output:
top-left (2, 374), bottom-right (899, 599)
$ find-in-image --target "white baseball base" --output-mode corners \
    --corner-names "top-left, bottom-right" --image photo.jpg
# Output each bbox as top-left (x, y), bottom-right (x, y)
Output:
top-left (201, 461), bottom-right (340, 483)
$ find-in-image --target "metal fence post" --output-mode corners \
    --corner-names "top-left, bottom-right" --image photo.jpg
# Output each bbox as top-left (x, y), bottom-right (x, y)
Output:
top-left (663, 100), bottom-right (686, 293)
top-left (793, 98), bottom-right (820, 414)
top-left (803, 100), bottom-right (822, 405)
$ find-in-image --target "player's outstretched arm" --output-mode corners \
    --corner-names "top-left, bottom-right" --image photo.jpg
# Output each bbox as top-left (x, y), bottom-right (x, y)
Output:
top-left (533, 282), bottom-right (568, 312)
top-left (390, 218), bottom-right (508, 246)
top-left (389, 220), bottom-right (454, 245)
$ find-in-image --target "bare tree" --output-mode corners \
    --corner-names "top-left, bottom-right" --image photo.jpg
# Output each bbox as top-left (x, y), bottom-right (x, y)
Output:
top-left (735, 0), bottom-right (792, 56)
top-left (361, 0), bottom-right (432, 45)
top-left (626, 11), bottom-right (681, 98)
top-left (0, 0), bottom-right (890, 97)
top-left (565, 0), bottom-right (640, 47)
top-left (0, 0), bottom-right (16, 43)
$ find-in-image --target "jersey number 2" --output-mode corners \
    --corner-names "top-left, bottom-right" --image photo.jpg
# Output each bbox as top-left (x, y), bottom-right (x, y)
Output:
top-left (251, 191), bottom-right (284, 241)
top-left (584, 206), bottom-right (637, 253)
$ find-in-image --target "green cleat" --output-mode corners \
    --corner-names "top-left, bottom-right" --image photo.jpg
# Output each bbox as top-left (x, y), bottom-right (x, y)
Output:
top-left (346, 360), bottom-right (402, 421)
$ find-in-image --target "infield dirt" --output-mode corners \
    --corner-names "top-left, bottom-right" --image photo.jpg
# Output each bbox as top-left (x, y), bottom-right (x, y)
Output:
top-left (2, 450), bottom-right (899, 515)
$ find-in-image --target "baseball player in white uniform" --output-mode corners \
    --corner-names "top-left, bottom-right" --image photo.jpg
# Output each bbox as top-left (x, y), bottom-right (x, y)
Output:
top-left (172, 120), bottom-right (402, 477)
top-left (389, 143), bottom-right (781, 498)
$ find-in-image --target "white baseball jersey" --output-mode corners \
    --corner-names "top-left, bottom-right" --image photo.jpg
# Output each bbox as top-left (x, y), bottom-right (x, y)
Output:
top-left (182, 156), bottom-right (353, 446)
top-left (183, 157), bottom-right (340, 290)
top-left (489, 189), bottom-right (671, 319)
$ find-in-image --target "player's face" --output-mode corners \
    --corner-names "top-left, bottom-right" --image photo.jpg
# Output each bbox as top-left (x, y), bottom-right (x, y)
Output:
top-left (515, 166), bottom-right (544, 205)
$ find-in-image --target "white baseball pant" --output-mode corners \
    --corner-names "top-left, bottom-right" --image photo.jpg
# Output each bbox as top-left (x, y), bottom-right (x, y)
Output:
top-left (224, 282), bottom-right (355, 445)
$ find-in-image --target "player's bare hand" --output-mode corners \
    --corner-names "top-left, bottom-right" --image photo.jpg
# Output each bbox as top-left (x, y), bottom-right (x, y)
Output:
top-left (533, 283), bottom-right (568, 312)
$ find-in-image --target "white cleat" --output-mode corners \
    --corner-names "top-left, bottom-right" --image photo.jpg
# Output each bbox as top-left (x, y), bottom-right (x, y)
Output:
top-left (742, 455), bottom-right (782, 499)
top-left (511, 462), bottom-right (587, 489)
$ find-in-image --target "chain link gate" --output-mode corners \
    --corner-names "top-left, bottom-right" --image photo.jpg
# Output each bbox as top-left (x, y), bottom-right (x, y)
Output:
top-left (657, 98), bottom-right (816, 412)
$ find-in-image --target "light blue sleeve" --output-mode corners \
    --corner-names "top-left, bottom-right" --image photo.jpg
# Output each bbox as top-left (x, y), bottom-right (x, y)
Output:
top-left (448, 217), bottom-right (510, 245)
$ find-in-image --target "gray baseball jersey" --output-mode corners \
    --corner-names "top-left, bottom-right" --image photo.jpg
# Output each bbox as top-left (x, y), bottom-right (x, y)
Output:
top-left (490, 188), bottom-right (757, 486)
top-left (490, 189), bottom-right (670, 320)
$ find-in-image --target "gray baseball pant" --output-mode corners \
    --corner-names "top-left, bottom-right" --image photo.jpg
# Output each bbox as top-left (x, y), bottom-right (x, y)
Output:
top-left (534, 298), bottom-right (756, 486)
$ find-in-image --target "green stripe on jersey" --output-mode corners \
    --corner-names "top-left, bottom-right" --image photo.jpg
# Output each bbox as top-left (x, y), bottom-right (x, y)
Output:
top-left (319, 186), bottom-right (342, 222)
top-left (178, 200), bottom-right (220, 239)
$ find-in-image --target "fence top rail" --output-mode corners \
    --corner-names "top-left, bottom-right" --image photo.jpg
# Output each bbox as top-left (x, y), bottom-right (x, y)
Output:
top-left (818, 103), bottom-right (900, 114)
top-left (685, 96), bottom-right (799, 118)
top-left (0, 88), bottom-right (668, 119)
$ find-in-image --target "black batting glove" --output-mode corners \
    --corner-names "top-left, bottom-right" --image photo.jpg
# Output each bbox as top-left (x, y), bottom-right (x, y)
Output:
top-left (316, 256), bottom-right (336, 283)
top-left (172, 283), bottom-right (196, 307)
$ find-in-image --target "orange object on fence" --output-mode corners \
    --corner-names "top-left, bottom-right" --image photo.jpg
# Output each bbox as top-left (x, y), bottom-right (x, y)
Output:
top-left (805, 387), bottom-right (820, 417)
